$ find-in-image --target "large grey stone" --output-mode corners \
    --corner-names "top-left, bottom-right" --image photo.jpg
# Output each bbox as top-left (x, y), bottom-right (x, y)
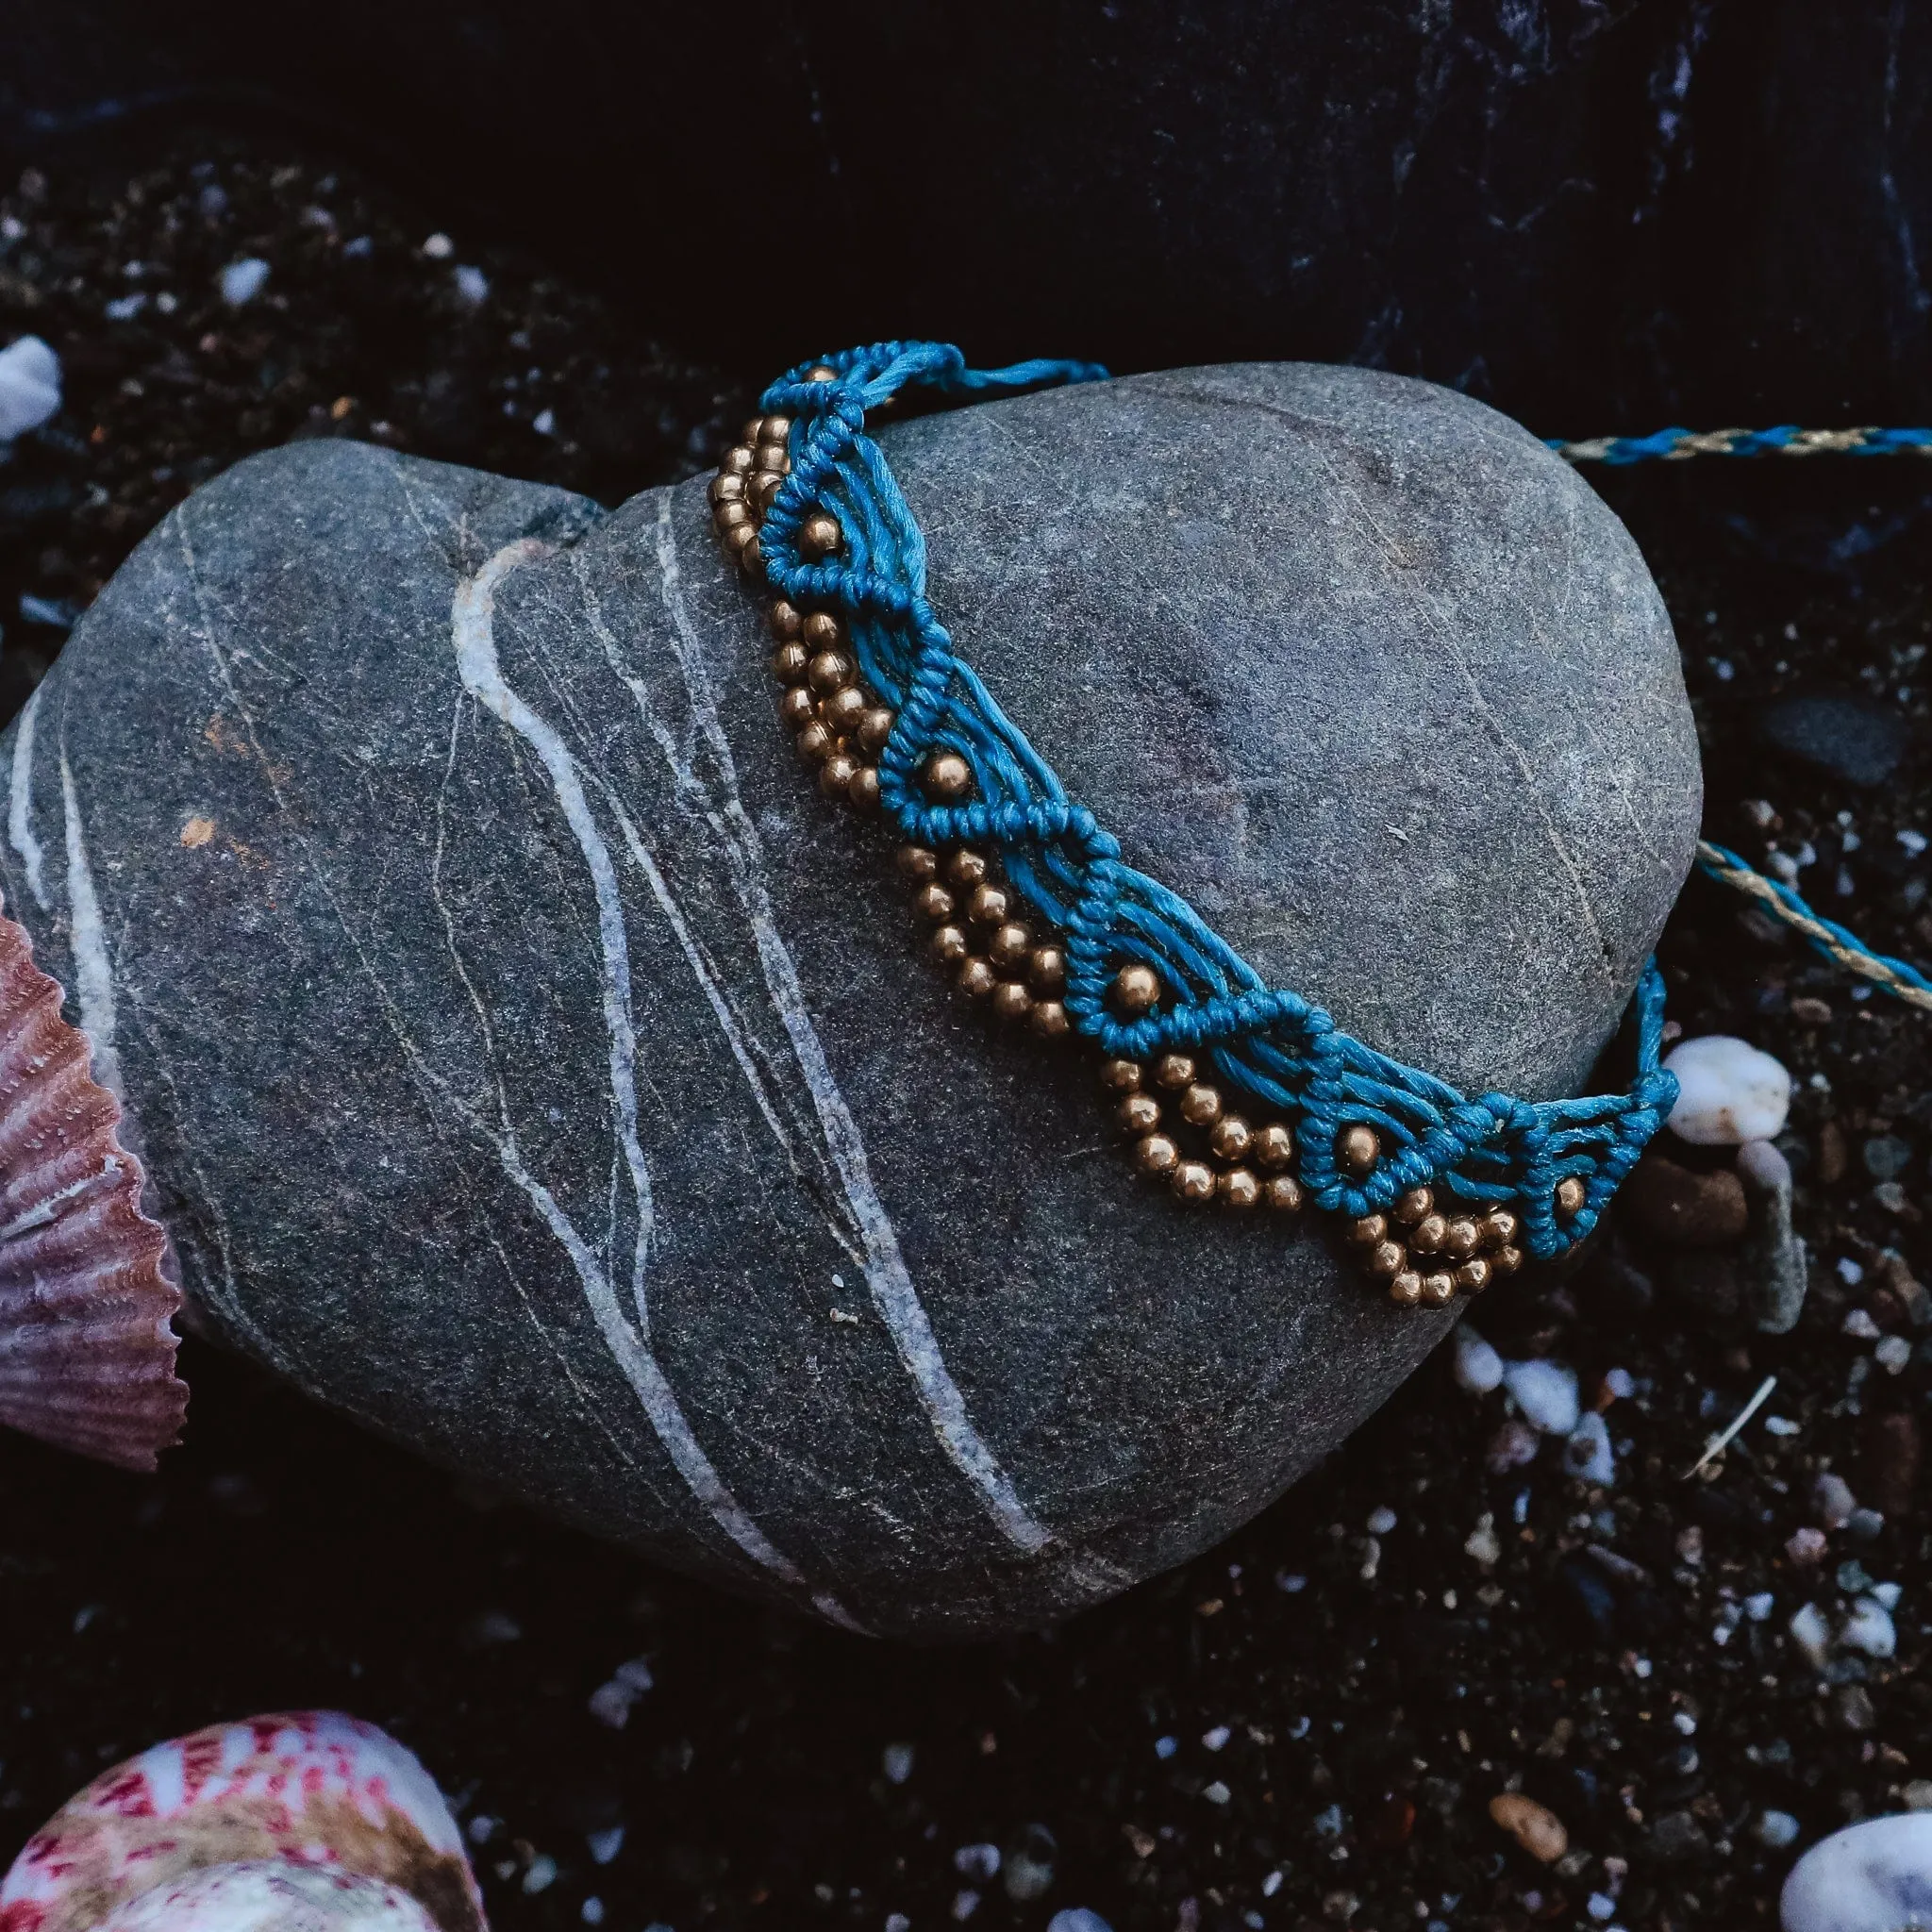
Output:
top-left (0, 364), bottom-right (1700, 1638)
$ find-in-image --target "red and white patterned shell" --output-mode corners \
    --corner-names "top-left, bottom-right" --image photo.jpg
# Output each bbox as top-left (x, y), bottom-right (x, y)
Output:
top-left (0, 899), bottom-right (184, 1469)
top-left (0, 1714), bottom-right (484, 1932)
top-left (96, 1864), bottom-right (440, 1932)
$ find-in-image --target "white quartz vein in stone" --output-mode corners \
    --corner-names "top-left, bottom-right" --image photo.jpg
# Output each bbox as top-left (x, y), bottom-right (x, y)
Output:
top-left (59, 752), bottom-right (121, 1093)
top-left (644, 497), bottom-right (1052, 1555)
top-left (8, 683), bottom-right (48, 912)
top-left (453, 537), bottom-right (862, 1626)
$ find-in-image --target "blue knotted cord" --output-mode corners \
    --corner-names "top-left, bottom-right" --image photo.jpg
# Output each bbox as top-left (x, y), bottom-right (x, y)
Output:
top-left (753, 341), bottom-right (1681, 1259)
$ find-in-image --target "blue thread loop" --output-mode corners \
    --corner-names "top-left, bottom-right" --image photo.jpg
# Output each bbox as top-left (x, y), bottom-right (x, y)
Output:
top-left (759, 341), bottom-right (1676, 1259)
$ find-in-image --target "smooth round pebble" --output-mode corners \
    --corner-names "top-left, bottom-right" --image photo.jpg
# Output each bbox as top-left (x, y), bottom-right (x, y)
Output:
top-left (1454, 1325), bottom-right (1505, 1393)
top-left (1815, 1472), bottom-right (1858, 1527)
top-left (1790, 1601), bottom-right (1832, 1670)
top-left (1047, 1913), bottom-right (1114, 1932)
top-left (1757, 1810), bottom-right (1802, 1850)
top-left (1489, 1792), bottom-right (1569, 1863)
top-left (1663, 1035), bottom-right (1792, 1145)
top-left (1622, 1152), bottom-right (1748, 1246)
top-left (1841, 1595), bottom-right (1898, 1658)
top-left (0, 334), bottom-right (61, 442)
top-left (1782, 1812), bottom-right (1932, 1931)
top-left (1501, 1357), bottom-right (1581, 1436)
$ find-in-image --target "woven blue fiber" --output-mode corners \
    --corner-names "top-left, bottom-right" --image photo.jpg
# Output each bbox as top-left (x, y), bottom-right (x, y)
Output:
top-left (755, 341), bottom-right (1676, 1259)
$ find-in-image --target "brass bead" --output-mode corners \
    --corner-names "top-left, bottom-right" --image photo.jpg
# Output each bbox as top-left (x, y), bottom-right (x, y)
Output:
top-left (795, 720), bottom-right (834, 763)
top-left (771, 641), bottom-right (809, 684)
top-left (1099, 1058), bottom-right (1143, 1093)
top-left (1153, 1053), bottom-right (1195, 1090)
top-left (715, 498), bottom-right (750, 530)
top-left (751, 471), bottom-right (785, 511)
top-left (1209, 1114), bottom-right (1252, 1162)
top-left (948, 848), bottom-right (989, 889)
top-left (930, 924), bottom-right (969, 965)
top-left (1135, 1132), bottom-right (1179, 1177)
top-left (990, 980), bottom-right (1033, 1023)
top-left (778, 685), bottom-right (816, 729)
top-left (1391, 1187), bottom-right (1434, 1226)
top-left (1030, 999), bottom-right (1070, 1040)
top-left (807, 363), bottom-right (838, 382)
top-left (957, 957), bottom-right (997, 999)
top-left (1218, 1167), bottom-right (1260, 1210)
top-left (819, 752), bottom-right (858, 799)
top-left (1172, 1159), bottom-right (1216, 1204)
top-left (1339, 1124), bottom-right (1381, 1176)
top-left (896, 844), bottom-right (939, 882)
top-left (742, 416), bottom-right (765, 445)
top-left (1389, 1272), bottom-right (1424, 1308)
top-left (724, 522), bottom-right (758, 557)
top-left (1254, 1123), bottom-right (1294, 1171)
top-left (916, 883), bottom-right (956, 923)
top-left (738, 539), bottom-right (762, 577)
top-left (1480, 1209), bottom-right (1520, 1251)
top-left (857, 708), bottom-right (895, 754)
top-left (1024, 947), bottom-right (1064, 993)
top-left (1556, 1175), bottom-right (1587, 1217)
top-left (708, 472), bottom-right (744, 503)
top-left (1117, 1092), bottom-right (1161, 1135)
top-left (989, 923), bottom-right (1032, 969)
top-left (967, 881), bottom-right (1009, 925)
top-left (1420, 1273), bottom-right (1457, 1308)
top-left (1112, 963), bottom-right (1161, 1014)
top-left (770, 600), bottom-right (804, 641)
top-left (1368, 1240), bottom-right (1407, 1279)
top-left (1454, 1257), bottom-right (1492, 1295)
top-left (1443, 1217), bottom-right (1482, 1260)
top-left (1348, 1214), bottom-right (1390, 1247)
top-left (1409, 1213), bottom-right (1448, 1255)
top-left (1264, 1174), bottom-right (1305, 1212)
top-left (807, 650), bottom-right (853, 693)
top-left (1178, 1083), bottom-right (1223, 1127)
top-left (848, 766), bottom-right (880, 810)
top-left (923, 752), bottom-right (973, 801)
top-left (800, 512), bottom-right (842, 558)
top-left (759, 412), bottom-right (792, 444)
top-left (802, 610), bottom-right (842, 649)
top-left (824, 685), bottom-right (868, 734)
top-left (721, 444), bottom-right (756, 475)
top-left (1491, 1244), bottom-right (1525, 1277)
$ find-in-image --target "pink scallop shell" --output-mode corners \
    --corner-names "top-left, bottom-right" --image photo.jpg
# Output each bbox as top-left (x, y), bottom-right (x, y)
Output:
top-left (0, 1712), bottom-right (485, 1932)
top-left (0, 898), bottom-right (184, 1469)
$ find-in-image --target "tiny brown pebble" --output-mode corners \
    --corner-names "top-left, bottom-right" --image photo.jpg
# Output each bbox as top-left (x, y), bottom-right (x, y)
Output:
top-left (1488, 1792), bottom-right (1568, 1864)
top-left (1029, 1000), bottom-right (1070, 1040)
top-left (1113, 963), bottom-right (1161, 1013)
top-left (1153, 1054), bottom-right (1195, 1090)
top-left (897, 844), bottom-right (939, 881)
top-left (1339, 1124), bottom-right (1380, 1175)
top-left (1178, 1083), bottom-right (1224, 1127)
top-left (990, 981), bottom-right (1032, 1023)
top-left (1136, 1133), bottom-right (1179, 1177)
top-left (1818, 1118), bottom-right (1849, 1185)
top-left (1264, 1174), bottom-right (1304, 1211)
top-left (1865, 1409), bottom-right (1922, 1520)
top-left (180, 816), bottom-right (216, 849)
top-left (1172, 1160), bottom-right (1216, 1203)
top-left (1790, 995), bottom-right (1833, 1025)
top-left (956, 957), bottom-right (997, 998)
top-left (1254, 1123), bottom-right (1294, 1171)
top-left (1622, 1153), bottom-right (1748, 1247)
top-left (1209, 1115), bottom-right (1252, 1161)
top-left (1217, 1168), bottom-right (1260, 1209)
top-left (1117, 1092), bottom-right (1161, 1135)
top-left (915, 883), bottom-right (956, 923)
top-left (1099, 1058), bottom-right (1142, 1093)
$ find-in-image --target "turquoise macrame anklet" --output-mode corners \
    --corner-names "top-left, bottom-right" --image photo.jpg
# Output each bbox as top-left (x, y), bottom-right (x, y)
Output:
top-left (708, 340), bottom-right (1929, 1310)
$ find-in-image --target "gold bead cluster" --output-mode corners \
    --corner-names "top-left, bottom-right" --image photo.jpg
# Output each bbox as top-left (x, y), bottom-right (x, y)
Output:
top-left (709, 409), bottom-right (1544, 1300)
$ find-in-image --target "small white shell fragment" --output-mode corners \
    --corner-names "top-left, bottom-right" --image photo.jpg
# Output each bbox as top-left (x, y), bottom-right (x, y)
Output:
top-left (96, 1862), bottom-right (439, 1932)
top-left (1663, 1035), bottom-right (1791, 1144)
top-left (1781, 1813), bottom-right (1932, 1932)
top-left (1562, 1410), bottom-right (1616, 1485)
top-left (1464, 1513), bottom-right (1502, 1569)
top-left (1047, 1911), bottom-right (1114, 1932)
top-left (1840, 1595), bottom-right (1898, 1658)
top-left (1815, 1471), bottom-right (1857, 1527)
top-left (0, 335), bottom-right (60, 441)
top-left (219, 258), bottom-right (271, 308)
top-left (1789, 1601), bottom-right (1832, 1670)
top-left (1454, 1324), bottom-right (1504, 1393)
top-left (1877, 1335), bottom-right (1913, 1374)
top-left (1501, 1357), bottom-right (1580, 1436)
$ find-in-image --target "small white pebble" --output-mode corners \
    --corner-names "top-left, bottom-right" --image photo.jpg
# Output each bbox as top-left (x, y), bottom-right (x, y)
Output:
top-left (1745, 1591), bottom-right (1775, 1622)
top-left (1502, 1357), bottom-right (1580, 1436)
top-left (1877, 1335), bottom-right (1913, 1374)
top-left (1663, 1035), bottom-right (1791, 1143)
top-left (1766, 1415), bottom-right (1802, 1437)
top-left (219, 258), bottom-right (271, 307)
top-left (0, 334), bottom-right (59, 440)
top-left (886, 1917), bottom-right (910, 1932)
top-left (1202, 1781), bottom-right (1231, 1807)
top-left (1874, 1581), bottom-right (1903, 1609)
top-left (882, 1741), bottom-right (915, 1785)
top-left (1902, 828), bottom-right (1929, 857)
top-left (1155, 1736), bottom-right (1177, 1759)
top-left (581, 1900), bottom-right (604, 1926)
top-left (1789, 1602), bottom-right (1831, 1670)
top-left (1202, 1725), bottom-right (1231, 1752)
top-left (1464, 1513), bottom-right (1502, 1569)
top-left (1757, 1809), bottom-right (1801, 1850)
top-left (587, 1826), bottom-right (625, 1866)
top-left (1563, 1410), bottom-right (1616, 1485)
top-left (1782, 1815), bottom-right (1932, 1929)
top-left (1366, 1506), bottom-right (1398, 1535)
top-left (1047, 1913), bottom-right (1113, 1932)
top-left (1587, 1894), bottom-right (1617, 1922)
top-left (950, 1890), bottom-right (979, 1923)
top-left (1603, 1367), bottom-right (1635, 1401)
top-left (954, 1845), bottom-right (1000, 1882)
top-left (466, 1815), bottom-right (498, 1845)
top-left (1673, 1711), bottom-right (1697, 1735)
top-left (423, 231), bottom-right (455, 258)
top-left (1454, 1324), bottom-right (1504, 1393)
top-left (1839, 1257), bottom-right (1867, 1286)
top-left (104, 292), bottom-right (147, 321)
top-left (1840, 1596), bottom-right (1898, 1658)
top-left (522, 1855), bottom-right (558, 1895)
top-left (454, 263), bottom-right (491, 305)
top-left (1815, 1472), bottom-right (1857, 1526)
top-left (533, 408), bottom-right (557, 436)
top-left (1276, 1570), bottom-right (1307, 1593)
top-left (1262, 1872), bottom-right (1283, 1898)
top-left (1844, 1307), bottom-right (1882, 1339)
